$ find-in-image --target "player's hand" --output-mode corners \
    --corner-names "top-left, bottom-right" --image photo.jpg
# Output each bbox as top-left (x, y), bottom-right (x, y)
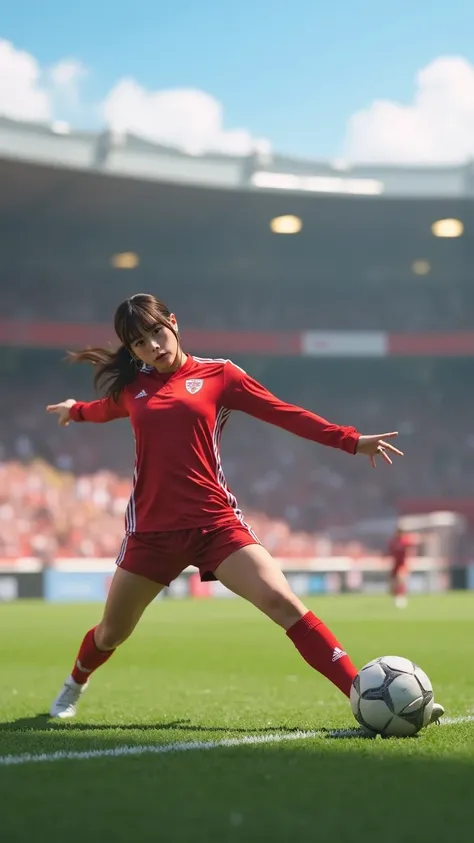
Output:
top-left (356, 432), bottom-right (403, 469)
top-left (46, 398), bottom-right (77, 427)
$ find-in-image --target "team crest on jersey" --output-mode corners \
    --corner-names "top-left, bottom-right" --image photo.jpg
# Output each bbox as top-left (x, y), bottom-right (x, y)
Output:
top-left (185, 378), bottom-right (204, 394)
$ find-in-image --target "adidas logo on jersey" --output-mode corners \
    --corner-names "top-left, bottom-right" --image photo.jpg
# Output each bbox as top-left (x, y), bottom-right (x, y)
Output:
top-left (332, 647), bottom-right (347, 662)
top-left (134, 390), bottom-right (148, 399)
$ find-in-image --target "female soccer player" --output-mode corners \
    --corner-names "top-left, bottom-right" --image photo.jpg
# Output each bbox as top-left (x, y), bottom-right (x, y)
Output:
top-left (46, 293), bottom-right (444, 725)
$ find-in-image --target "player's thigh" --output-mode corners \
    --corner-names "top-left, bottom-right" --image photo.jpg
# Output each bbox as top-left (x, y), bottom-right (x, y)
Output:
top-left (97, 566), bottom-right (165, 647)
top-left (215, 543), bottom-right (307, 629)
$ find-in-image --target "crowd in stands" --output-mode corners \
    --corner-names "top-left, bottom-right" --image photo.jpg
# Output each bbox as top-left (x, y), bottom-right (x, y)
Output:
top-left (2, 271), bottom-right (473, 332)
top-left (1, 356), bottom-right (473, 561)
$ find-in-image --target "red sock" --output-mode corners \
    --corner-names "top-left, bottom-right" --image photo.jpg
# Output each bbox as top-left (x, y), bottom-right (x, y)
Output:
top-left (71, 627), bottom-right (115, 685)
top-left (286, 611), bottom-right (358, 697)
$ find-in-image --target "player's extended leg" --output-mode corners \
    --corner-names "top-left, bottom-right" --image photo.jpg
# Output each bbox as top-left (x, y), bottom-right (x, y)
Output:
top-left (50, 567), bottom-right (164, 718)
top-left (215, 544), bottom-right (358, 698)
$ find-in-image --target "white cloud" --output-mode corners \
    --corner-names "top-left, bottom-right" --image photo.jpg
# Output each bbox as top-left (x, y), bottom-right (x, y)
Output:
top-left (103, 79), bottom-right (270, 156)
top-left (344, 56), bottom-right (474, 164)
top-left (0, 39), bottom-right (268, 157)
top-left (49, 59), bottom-right (87, 90)
top-left (48, 58), bottom-right (88, 119)
top-left (0, 39), bottom-right (50, 121)
top-left (0, 40), bottom-right (88, 125)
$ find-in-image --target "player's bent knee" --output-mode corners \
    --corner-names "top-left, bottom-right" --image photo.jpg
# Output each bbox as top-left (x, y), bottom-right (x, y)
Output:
top-left (258, 590), bottom-right (305, 628)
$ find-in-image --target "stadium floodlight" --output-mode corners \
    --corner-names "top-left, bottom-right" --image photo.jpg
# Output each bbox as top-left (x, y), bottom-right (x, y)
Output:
top-left (431, 218), bottom-right (464, 238)
top-left (411, 260), bottom-right (431, 276)
top-left (270, 215), bottom-right (303, 234)
top-left (110, 252), bottom-right (140, 269)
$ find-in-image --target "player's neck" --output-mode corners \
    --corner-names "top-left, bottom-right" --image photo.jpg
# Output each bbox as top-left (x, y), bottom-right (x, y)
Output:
top-left (153, 349), bottom-right (187, 374)
top-left (172, 350), bottom-right (187, 372)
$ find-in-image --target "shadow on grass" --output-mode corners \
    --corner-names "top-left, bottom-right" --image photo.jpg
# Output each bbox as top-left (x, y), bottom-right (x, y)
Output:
top-left (0, 714), bottom-right (313, 736)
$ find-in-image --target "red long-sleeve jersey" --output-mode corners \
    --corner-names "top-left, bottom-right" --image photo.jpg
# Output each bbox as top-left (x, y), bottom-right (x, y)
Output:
top-left (388, 534), bottom-right (415, 569)
top-left (69, 355), bottom-right (360, 534)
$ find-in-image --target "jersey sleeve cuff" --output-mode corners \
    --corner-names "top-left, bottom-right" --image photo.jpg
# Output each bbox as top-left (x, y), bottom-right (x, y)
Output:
top-left (342, 429), bottom-right (360, 455)
top-left (69, 402), bottom-right (84, 422)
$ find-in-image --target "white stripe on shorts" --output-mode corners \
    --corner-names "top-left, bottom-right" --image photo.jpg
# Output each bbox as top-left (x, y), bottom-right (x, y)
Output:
top-left (116, 535), bottom-right (129, 567)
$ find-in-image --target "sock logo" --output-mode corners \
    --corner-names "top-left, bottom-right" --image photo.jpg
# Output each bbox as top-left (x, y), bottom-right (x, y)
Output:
top-left (76, 659), bottom-right (93, 674)
top-left (332, 647), bottom-right (347, 663)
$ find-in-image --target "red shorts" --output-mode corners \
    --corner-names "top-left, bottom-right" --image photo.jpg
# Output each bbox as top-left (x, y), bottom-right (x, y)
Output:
top-left (115, 519), bottom-right (260, 586)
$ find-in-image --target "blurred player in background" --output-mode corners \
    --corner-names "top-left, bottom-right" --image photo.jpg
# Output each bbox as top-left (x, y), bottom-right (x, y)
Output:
top-left (46, 293), bottom-right (443, 725)
top-left (388, 526), bottom-right (417, 608)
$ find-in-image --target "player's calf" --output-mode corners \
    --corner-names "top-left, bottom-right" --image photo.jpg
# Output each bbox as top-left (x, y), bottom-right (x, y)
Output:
top-left (70, 626), bottom-right (116, 685)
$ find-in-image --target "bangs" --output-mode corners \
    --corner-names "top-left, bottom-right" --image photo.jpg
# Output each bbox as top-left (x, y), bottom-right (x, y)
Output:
top-left (115, 298), bottom-right (171, 348)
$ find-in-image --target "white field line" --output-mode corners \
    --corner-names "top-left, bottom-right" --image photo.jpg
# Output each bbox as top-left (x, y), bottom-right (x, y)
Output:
top-left (440, 715), bottom-right (474, 725)
top-left (0, 716), bottom-right (472, 768)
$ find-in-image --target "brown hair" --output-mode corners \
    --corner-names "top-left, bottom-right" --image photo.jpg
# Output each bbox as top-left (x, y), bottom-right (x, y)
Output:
top-left (69, 294), bottom-right (178, 400)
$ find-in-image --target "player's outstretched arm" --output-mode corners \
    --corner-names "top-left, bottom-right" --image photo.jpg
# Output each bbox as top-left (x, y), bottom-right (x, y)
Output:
top-left (46, 395), bottom-right (128, 425)
top-left (222, 361), bottom-right (403, 466)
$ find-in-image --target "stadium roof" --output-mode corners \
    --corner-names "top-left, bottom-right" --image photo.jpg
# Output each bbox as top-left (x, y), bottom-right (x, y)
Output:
top-left (1, 115), bottom-right (474, 199)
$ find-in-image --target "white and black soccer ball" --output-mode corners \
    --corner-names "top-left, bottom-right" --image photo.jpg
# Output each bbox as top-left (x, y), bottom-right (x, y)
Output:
top-left (350, 656), bottom-right (434, 737)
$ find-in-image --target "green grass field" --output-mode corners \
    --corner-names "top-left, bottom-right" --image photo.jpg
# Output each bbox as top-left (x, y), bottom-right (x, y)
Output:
top-left (0, 593), bottom-right (473, 843)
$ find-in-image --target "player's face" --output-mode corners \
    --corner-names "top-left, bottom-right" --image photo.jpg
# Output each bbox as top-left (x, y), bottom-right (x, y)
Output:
top-left (130, 316), bottom-right (181, 372)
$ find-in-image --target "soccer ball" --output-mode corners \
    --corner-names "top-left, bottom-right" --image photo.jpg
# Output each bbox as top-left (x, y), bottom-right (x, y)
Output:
top-left (350, 656), bottom-right (434, 737)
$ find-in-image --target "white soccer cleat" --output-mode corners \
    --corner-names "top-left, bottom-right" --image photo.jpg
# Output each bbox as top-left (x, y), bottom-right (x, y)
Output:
top-left (49, 675), bottom-right (88, 719)
top-left (428, 702), bottom-right (445, 725)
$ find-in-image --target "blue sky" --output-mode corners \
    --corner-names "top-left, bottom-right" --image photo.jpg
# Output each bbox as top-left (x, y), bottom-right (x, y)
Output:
top-left (1, 0), bottom-right (474, 161)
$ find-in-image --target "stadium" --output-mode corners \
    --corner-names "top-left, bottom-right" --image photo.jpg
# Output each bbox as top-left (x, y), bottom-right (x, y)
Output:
top-left (1, 116), bottom-right (473, 842)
